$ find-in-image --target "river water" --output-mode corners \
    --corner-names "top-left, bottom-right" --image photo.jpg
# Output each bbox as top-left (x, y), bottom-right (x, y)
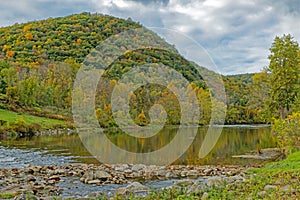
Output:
top-left (0, 125), bottom-right (275, 167)
top-left (0, 125), bottom-right (276, 197)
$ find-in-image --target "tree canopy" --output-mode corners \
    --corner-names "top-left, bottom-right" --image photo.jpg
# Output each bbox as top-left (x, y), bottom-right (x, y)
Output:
top-left (267, 34), bottom-right (299, 119)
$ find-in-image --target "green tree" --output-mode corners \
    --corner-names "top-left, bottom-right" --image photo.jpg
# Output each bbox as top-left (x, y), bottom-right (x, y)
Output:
top-left (0, 60), bottom-right (12, 94)
top-left (249, 71), bottom-right (271, 122)
top-left (267, 34), bottom-right (299, 119)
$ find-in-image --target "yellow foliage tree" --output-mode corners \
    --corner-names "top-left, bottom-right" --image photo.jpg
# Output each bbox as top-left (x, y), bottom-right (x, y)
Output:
top-left (6, 50), bottom-right (14, 58)
top-left (25, 33), bottom-right (33, 40)
top-left (23, 24), bottom-right (31, 32)
top-left (137, 110), bottom-right (147, 126)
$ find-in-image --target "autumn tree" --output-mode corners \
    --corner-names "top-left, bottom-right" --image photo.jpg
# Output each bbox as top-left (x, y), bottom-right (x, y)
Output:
top-left (267, 34), bottom-right (299, 119)
top-left (249, 71), bottom-right (271, 122)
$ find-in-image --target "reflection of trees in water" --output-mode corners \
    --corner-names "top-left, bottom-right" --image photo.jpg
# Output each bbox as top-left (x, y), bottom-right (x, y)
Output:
top-left (3, 126), bottom-right (275, 165)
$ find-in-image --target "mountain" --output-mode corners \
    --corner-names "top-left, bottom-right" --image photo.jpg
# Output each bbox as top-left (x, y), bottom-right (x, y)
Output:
top-left (0, 12), bottom-right (140, 63)
top-left (0, 13), bottom-right (263, 126)
top-left (0, 13), bottom-right (223, 125)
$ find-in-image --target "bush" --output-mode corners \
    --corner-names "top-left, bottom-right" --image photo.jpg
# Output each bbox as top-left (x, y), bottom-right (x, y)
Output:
top-left (272, 112), bottom-right (300, 154)
top-left (7, 119), bottom-right (41, 137)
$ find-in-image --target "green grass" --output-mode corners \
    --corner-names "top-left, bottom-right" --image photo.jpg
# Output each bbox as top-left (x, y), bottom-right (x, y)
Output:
top-left (0, 193), bottom-right (17, 199)
top-left (0, 109), bottom-right (65, 129)
top-left (252, 151), bottom-right (300, 173)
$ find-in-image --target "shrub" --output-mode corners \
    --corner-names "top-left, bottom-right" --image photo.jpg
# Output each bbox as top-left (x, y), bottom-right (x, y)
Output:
top-left (272, 112), bottom-right (300, 154)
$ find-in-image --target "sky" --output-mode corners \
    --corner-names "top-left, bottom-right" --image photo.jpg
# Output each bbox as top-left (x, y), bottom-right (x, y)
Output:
top-left (0, 0), bottom-right (299, 75)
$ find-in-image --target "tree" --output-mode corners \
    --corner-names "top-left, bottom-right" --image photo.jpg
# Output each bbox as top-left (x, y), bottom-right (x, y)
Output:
top-left (267, 34), bottom-right (299, 119)
top-left (249, 71), bottom-right (271, 122)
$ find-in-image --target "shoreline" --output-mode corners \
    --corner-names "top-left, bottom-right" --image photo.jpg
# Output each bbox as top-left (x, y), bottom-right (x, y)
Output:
top-left (0, 162), bottom-right (254, 198)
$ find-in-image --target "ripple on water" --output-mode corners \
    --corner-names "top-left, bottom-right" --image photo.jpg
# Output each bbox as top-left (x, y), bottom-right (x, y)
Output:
top-left (0, 146), bottom-right (75, 169)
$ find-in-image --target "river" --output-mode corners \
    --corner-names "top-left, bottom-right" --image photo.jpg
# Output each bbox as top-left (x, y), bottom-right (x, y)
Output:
top-left (0, 125), bottom-right (275, 167)
top-left (0, 125), bottom-right (276, 197)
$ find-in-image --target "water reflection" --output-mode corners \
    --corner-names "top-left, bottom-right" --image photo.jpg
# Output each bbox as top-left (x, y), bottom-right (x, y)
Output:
top-left (0, 125), bottom-right (276, 166)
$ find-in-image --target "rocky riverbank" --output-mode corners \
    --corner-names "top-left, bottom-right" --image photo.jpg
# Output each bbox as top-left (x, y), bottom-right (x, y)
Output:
top-left (0, 163), bottom-right (254, 198)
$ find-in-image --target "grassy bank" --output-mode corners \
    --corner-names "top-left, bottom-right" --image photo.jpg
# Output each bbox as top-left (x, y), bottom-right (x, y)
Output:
top-left (137, 151), bottom-right (300, 200)
top-left (0, 109), bottom-right (70, 136)
top-left (0, 109), bottom-right (65, 128)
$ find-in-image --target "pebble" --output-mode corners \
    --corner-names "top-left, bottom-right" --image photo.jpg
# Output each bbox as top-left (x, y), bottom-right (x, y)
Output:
top-left (0, 163), bottom-right (250, 198)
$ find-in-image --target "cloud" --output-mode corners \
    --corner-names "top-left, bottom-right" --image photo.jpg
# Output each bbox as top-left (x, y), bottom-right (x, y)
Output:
top-left (0, 0), bottom-right (299, 74)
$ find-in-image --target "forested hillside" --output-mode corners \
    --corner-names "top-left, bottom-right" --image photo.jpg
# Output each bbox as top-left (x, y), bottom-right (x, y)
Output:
top-left (0, 12), bottom-right (272, 126)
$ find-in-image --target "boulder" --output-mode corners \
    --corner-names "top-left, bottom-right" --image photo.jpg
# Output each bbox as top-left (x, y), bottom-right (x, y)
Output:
top-left (94, 170), bottom-right (111, 180)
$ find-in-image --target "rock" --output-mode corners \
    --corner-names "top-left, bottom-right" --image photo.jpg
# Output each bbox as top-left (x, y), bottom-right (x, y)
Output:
top-left (186, 182), bottom-right (206, 194)
top-left (82, 171), bottom-right (94, 183)
top-left (165, 172), bottom-right (177, 179)
top-left (94, 170), bottom-right (111, 180)
top-left (174, 179), bottom-right (194, 187)
top-left (264, 185), bottom-right (277, 190)
top-left (280, 185), bottom-right (295, 192)
top-left (47, 180), bottom-right (56, 185)
top-left (257, 191), bottom-right (267, 198)
top-left (48, 175), bottom-right (60, 182)
top-left (26, 175), bottom-right (36, 182)
top-left (53, 169), bottom-right (65, 175)
top-left (132, 164), bottom-right (145, 172)
top-left (206, 177), bottom-right (223, 187)
top-left (201, 192), bottom-right (209, 199)
top-left (187, 170), bottom-right (199, 179)
top-left (114, 164), bottom-right (128, 171)
top-left (116, 182), bottom-right (150, 195)
top-left (14, 193), bottom-right (38, 200)
top-left (232, 148), bottom-right (284, 160)
top-left (79, 177), bottom-right (85, 182)
top-left (180, 170), bottom-right (188, 177)
top-left (34, 184), bottom-right (45, 190)
top-left (124, 169), bottom-right (132, 174)
top-left (203, 169), bottom-right (213, 175)
top-left (156, 169), bottom-right (168, 177)
top-left (87, 179), bottom-right (101, 184)
top-left (225, 175), bottom-right (245, 183)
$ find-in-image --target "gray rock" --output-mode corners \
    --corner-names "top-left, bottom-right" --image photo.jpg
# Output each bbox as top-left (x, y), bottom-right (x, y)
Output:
top-left (115, 164), bottom-right (129, 171)
top-left (186, 183), bottom-right (206, 194)
top-left (87, 179), bottom-right (101, 184)
top-left (264, 185), bottom-right (277, 190)
top-left (257, 191), bottom-right (267, 198)
top-left (48, 175), bottom-right (60, 181)
top-left (94, 170), bottom-right (111, 180)
top-left (26, 175), bottom-right (36, 182)
top-left (225, 175), bottom-right (245, 183)
top-left (165, 172), bottom-right (177, 179)
top-left (124, 169), bottom-right (132, 174)
top-left (157, 169), bottom-right (168, 177)
top-left (54, 169), bottom-right (65, 175)
top-left (132, 164), bottom-right (145, 172)
top-left (116, 182), bottom-right (150, 195)
top-left (82, 171), bottom-right (94, 182)
top-left (174, 179), bottom-right (194, 187)
top-left (201, 192), bottom-right (209, 199)
top-left (280, 185), bottom-right (295, 192)
top-left (203, 169), bottom-right (213, 175)
top-left (180, 170), bottom-right (188, 177)
top-left (187, 170), bottom-right (199, 179)
top-left (206, 177), bottom-right (223, 187)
